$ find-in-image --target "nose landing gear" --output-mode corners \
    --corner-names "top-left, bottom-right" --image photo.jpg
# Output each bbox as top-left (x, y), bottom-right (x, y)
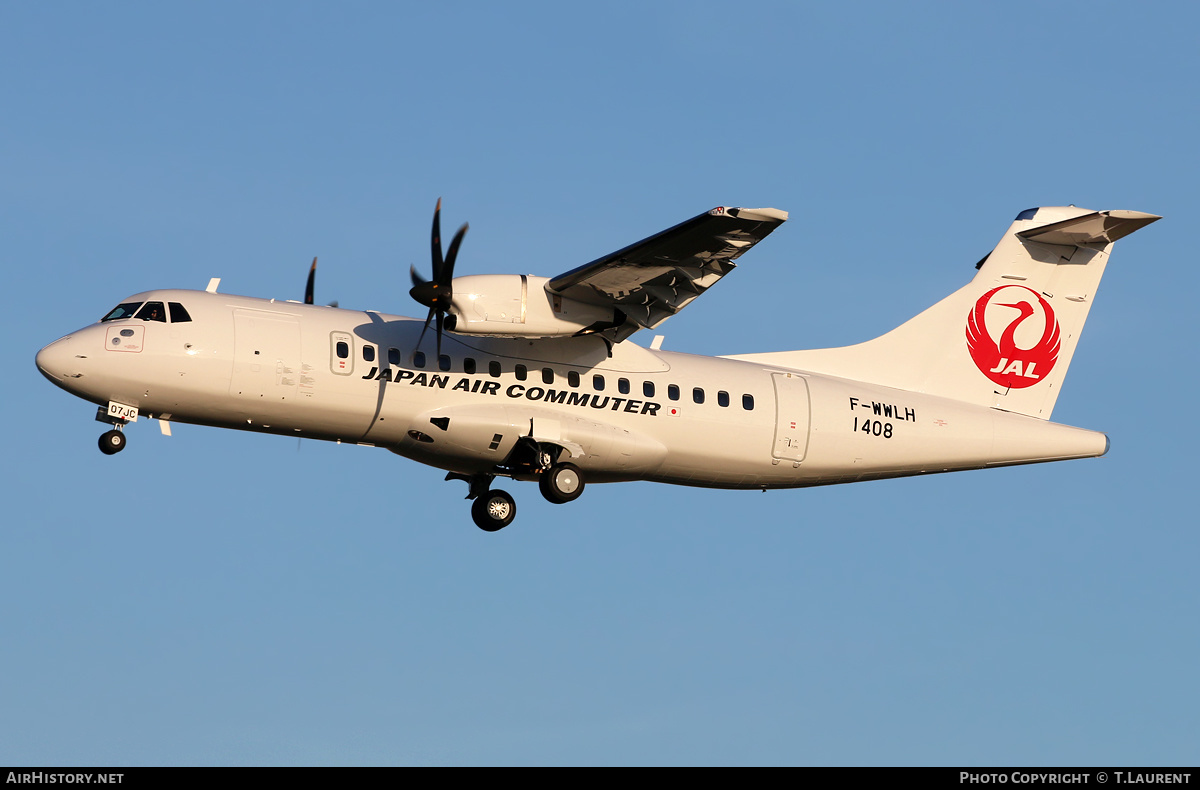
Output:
top-left (95, 406), bottom-right (129, 455)
top-left (98, 428), bottom-right (126, 455)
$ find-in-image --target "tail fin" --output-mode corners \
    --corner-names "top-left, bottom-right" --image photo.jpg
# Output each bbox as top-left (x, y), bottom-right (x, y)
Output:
top-left (731, 206), bottom-right (1160, 419)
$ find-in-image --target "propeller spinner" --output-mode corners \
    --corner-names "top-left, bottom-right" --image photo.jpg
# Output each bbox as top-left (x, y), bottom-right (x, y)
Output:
top-left (410, 198), bottom-right (468, 357)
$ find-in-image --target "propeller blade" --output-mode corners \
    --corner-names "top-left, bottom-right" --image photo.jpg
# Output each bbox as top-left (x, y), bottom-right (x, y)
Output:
top-left (410, 263), bottom-right (428, 288)
top-left (442, 223), bottom-right (468, 284)
top-left (304, 257), bottom-right (317, 305)
top-left (410, 199), bottom-right (466, 354)
top-left (435, 309), bottom-right (444, 360)
top-left (415, 307), bottom-right (436, 351)
top-left (431, 197), bottom-right (444, 281)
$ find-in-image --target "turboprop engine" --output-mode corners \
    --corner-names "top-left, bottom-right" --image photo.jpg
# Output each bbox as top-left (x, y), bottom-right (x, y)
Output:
top-left (445, 274), bottom-right (617, 338)
top-left (409, 200), bottom-right (622, 350)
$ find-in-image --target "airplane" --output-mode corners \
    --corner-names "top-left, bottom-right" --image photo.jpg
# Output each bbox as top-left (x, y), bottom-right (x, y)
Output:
top-left (35, 201), bottom-right (1159, 531)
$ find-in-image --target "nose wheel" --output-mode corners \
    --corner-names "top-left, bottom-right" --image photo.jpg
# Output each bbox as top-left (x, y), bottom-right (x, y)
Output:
top-left (99, 429), bottom-right (127, 455)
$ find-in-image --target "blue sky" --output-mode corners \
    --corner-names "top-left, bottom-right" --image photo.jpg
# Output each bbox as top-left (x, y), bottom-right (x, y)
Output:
top-left (3, 1), bottom-right (1197, 766)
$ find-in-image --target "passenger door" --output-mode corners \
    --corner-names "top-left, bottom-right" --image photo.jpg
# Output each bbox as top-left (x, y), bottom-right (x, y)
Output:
top-left (229, 309), bottom-right (301, 401)
top-left (772, 372), bottom-right (810, 462)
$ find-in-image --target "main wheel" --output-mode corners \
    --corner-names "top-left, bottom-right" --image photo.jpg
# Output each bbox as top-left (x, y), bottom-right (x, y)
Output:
top-left (539, 463), bottom-right (584, 504)
top-left (471, 489), bottom-right (516, 532)
top-left (98, 430), bottom-right (126, 455)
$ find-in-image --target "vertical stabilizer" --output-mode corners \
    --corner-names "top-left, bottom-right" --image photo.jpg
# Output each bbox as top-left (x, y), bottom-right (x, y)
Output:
top-left (729, 207), bottom-right (1159, 419)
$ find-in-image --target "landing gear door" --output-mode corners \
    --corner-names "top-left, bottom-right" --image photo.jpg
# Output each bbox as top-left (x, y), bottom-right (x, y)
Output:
top-left (772, 372), bottom-right (810, 462)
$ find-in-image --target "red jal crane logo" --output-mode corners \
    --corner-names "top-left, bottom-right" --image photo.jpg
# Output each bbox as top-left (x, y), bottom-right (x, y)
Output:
top-left (966, 285), bottom-right (1061, 389)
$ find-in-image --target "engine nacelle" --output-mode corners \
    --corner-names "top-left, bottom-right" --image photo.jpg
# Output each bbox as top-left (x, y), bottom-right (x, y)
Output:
top-left (447, 274), bottom-right (616, 338)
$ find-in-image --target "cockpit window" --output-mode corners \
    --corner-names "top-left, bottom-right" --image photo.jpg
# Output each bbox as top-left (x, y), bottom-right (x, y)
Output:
top-left (136, 301), bottom-right (167, 322)
top-left (168, 302), bottom-right (192, 323)
top-left (101, 302), bottom-right (144, 322)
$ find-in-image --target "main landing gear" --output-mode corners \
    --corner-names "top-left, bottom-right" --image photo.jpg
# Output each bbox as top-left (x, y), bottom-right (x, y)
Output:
top-left (448, 473), bottom-right (519, 532)
top-left (539, 462), bottom-right (584, 504)
top-left (471, 489), bottom-right (516, 532)
top-left (449, 445), bottom-right (588, 532)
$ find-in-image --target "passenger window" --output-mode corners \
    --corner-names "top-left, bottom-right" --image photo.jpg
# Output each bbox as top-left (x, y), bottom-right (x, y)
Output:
top-left (618, 378), bottom-right (630, 394)
top-left (136, 302), bottom-right (167, 322)
top-left (388, 348), bottom-right (401, 366)
top-left (489, 361), bottom-right (501, 378)
top-left (464, 358), bottom-right (477, 375)
top-left (568, 371), bottom-right (580, 388)
top-left (168, 303), bottom-right (192, 323)
top-left (515, 365), bottom-right (527, 381)
top-left (742, 394), bottom-right (755, 410)
top-left (668, 384), bottom-right (680, 401)
top-left (593, 374), bottom-right (605, 391)
top-left (363, 345), bottom-right (375, 362)
top-left (643, 381), bottom-right (655, 398)
top-left (438, 355), bottom-right (451, 371)
top-left (542, 368), bottom-right (554, 384)
top-left (336, 341), bottom-right (349, 359)
top-left (693, 387), bottom-right (705, 404)
top-left (414, 352), bottom-right (426, 368)
top-left (101, 302), bottom-right (143, 322)
top-left (718, 390), bottom-right (730, 407)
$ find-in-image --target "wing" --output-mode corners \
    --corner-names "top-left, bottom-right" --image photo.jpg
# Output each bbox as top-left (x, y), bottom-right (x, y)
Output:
top-left (547, 206), bottom-right (787, 341)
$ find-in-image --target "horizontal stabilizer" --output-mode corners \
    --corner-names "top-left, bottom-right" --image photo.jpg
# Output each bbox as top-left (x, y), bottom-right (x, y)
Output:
top-left (729, 205), bottom-right (1160, 420)
top-left (1017, 210), bottom-right (1160, 246)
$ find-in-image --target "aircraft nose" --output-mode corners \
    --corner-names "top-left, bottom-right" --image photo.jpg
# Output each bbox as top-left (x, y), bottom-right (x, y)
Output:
top-left (36, 336), bottom-right (85, 387)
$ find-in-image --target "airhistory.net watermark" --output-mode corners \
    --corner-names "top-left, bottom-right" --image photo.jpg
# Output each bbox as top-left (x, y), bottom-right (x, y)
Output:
top-left (6, 774), bottom-right (123, 784)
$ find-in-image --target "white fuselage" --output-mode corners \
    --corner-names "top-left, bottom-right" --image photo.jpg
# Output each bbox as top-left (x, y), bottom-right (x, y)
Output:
top-left (36, 288), bottom-right (1108, 489)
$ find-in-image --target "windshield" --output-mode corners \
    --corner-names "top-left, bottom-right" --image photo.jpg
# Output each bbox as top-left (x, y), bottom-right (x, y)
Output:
top-left (135, 301), bottom-right (166, 322)
top-left (101, 302), bottom-right (144, 322)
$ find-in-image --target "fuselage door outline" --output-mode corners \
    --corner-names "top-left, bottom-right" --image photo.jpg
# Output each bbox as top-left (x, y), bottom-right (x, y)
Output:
top-left (772, 372), bottom-right (810, 463)
top-left (330, 331), bottom-right (354, 376)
